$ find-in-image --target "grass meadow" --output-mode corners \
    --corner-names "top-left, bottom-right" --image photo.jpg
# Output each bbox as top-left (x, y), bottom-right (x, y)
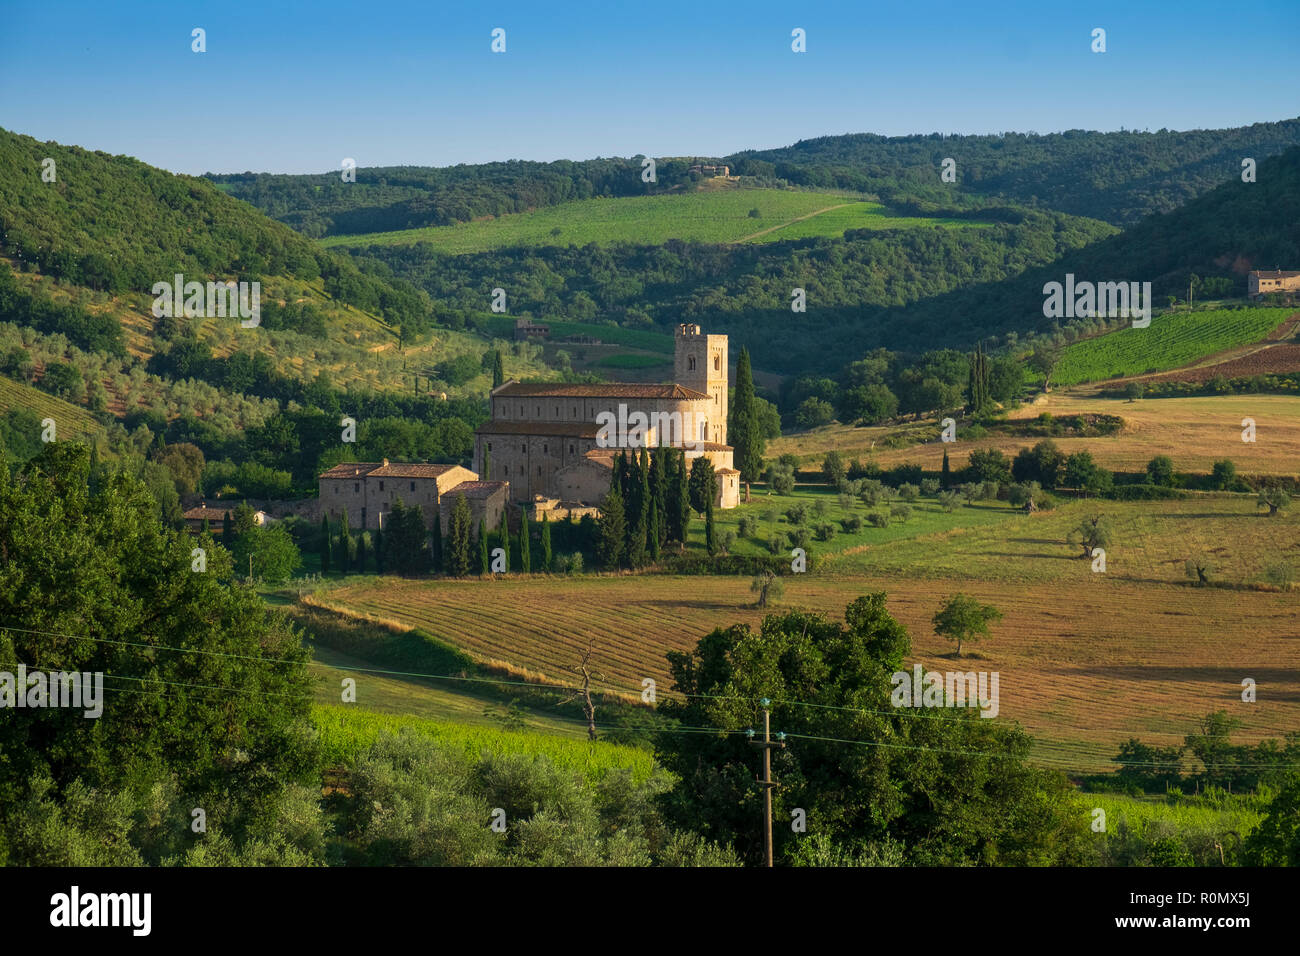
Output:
top-left (318, 191), bottom-right (983, 253)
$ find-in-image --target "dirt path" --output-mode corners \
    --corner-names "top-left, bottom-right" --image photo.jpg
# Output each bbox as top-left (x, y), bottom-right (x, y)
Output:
top-left (733, 203), bottom-right (856, 243)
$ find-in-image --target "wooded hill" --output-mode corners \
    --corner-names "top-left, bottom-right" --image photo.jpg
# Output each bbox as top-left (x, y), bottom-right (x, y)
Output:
top-left (207, 119), bottom-right (1300, 236)
top-left (0, 127), bottom-right (436, 343)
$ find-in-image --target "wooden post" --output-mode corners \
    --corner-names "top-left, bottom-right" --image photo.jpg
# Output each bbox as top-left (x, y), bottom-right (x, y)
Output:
top-left (748, 698), bottom-right (786, 868)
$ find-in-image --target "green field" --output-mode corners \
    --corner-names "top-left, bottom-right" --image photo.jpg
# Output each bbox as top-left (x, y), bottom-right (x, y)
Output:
top-left (319, 191), bottom-right (983, 253)
top-left (1054, 307), bottom-right (1292, 386)
top-left (312, 704), bottom-right (655, 782)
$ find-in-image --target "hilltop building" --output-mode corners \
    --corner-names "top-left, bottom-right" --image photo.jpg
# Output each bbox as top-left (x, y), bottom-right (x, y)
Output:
top-left (474, 324), bottom-right (740, 510)
top-left (1248, 270), bottom-right (1300, 298)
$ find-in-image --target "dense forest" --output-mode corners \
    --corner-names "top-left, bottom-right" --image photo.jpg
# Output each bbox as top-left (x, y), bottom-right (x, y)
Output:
top-left (342, 209), bottom-right (1115, 373)
top-left (208, 157), bottom-right (711, 238)
top-left (733, 119), bottom-right (1300, 225)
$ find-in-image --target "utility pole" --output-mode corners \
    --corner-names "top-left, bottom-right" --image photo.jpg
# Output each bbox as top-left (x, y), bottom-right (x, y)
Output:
top-left (747, 698), bottom-right (786, 868)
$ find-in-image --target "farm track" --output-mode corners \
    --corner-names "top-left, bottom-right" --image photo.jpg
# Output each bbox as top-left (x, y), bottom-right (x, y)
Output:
top-left (733, 203), bottom-right (855, 242)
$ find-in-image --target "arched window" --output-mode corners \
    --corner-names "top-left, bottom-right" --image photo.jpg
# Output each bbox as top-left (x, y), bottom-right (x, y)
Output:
top-left (688, 356), bottom-right (696, 371)
top-left (714, 355), bottom-right (721, 371)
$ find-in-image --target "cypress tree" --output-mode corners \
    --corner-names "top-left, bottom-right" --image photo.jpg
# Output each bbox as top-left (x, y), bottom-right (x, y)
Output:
top-left (446, 494), bottom-right (472, 576)
top-left (483, 446), bottom-right (492, 481)
top-left (941, 450), bottom-right (952, 489)
top-left (222, 509), bottom-right (234, 549)
top-left (705, 499), bottom-right (717, 556)
top-left (649, 450), bottom-right (668, 547)
top-left (355, 532), bottom-right (368, 573)
top-left (968, 343), bottom-right (990, 416)
top-left (430, 511), bottom-right (443, 572)
top-left (730, 346), bottom-right (765, 501)
top-left (519, 510), bottom-right (531, 572)
top-left (674, 450), bottom-right (692, 546)
top-left (540, 512), bottom-right (552, 571)
top-left (319, 515), bottom-right (332, 574)
top-left (492, 349), bottom-right (505, 389)
top-left (478, 518), bottom-right (489, 575)
top-left (338, 508), bottom-right (352, 573)
top-left (647, 496), bottom-right (661, 561)
top-left (374, 525), bottom-right (385, 573)
top-left (596, 486), bottom-right (626, 569)
top-left (498, 507), bottom-right (510, 570)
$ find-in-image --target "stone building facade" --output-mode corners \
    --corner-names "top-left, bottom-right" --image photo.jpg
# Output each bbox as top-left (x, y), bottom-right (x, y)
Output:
top-left (318, 459), bottom-right (505, 531)
top-left (437, 481), bottom-right (510, 535)
top-left (1248, 270), bottom-right (1300, 298)
top-left (474, 324), bottom-right (740, 510)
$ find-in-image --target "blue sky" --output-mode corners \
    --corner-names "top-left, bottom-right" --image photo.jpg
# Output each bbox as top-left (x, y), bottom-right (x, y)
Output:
top-left (2, 0), bottom-right (1297, 175)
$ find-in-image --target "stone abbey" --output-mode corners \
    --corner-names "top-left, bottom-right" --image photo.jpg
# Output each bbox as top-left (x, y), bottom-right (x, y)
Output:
top-left (474, 324), bottom-right (740, 510)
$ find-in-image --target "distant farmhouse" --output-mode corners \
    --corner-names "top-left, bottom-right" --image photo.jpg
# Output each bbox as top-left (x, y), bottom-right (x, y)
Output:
top-left (513, 318), bottom-right (549, 341)
top-left (474, 324), bottom-right (740, 510)
top-left (689, 163), bottom-right (731, 176)
top-left (183, 502), bottom-right (271, 532)
top-left (1248, 270), bottom-right (1300, 299)
top-left (318, 460), bottom-right (508, 533)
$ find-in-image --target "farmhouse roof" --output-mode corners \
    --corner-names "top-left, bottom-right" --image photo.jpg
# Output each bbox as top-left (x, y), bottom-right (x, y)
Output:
top-left (494, 382), bottom-right (710, 401)
top-left (183, 504), bottom-right (235, 520)
top-left (447, 480), bottom-right (508, 499)
top-left (1251, 270), bottom-right (1300, 279)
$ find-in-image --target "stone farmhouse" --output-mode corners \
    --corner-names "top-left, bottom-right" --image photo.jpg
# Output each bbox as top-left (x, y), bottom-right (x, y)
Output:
top-left (182, 502), bottom-right (271, 533)
top-left (318, 460), bottom-right (508, 533)
top-left (1248, 270), bottom-right (1300, 298)
top-left (474, 324), bottom-right (740, 510)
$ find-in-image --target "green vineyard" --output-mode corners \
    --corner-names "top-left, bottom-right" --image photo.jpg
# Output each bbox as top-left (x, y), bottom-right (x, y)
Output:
top-left (1053, 307), bottom-right (1293, 386)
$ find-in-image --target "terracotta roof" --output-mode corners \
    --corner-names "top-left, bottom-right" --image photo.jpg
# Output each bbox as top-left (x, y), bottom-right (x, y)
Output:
top-left (494, 382), bottom-right (709, 400)
top-left (319, 461), bottom-right (460, 480)
top-left (683, 442), bottom-right (733, 452)
top-left (476, 422), bottom-right (601, 437)
top-left (446, 480), bottom-right (508, 499)
top-left (1251, 270), bottom-right (1300, 279)
top-left (716, 468), bottom-right (741, 475)
top-left (371, 462), bottom-right (461, 479)
top-left (184, 505), bottom-right (234, 520)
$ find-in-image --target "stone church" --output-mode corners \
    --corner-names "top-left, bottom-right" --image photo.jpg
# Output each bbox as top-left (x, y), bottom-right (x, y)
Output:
top-left (474, 324), bottom-right (740, 510)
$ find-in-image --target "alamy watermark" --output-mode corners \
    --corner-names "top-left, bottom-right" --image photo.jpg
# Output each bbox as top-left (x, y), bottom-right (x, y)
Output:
top-left (1, 666), bottom-right (104, 718)
top-left (1042, 273), bottom-right (1151, 328)
top-left (890, 664), bottom-right (999, 718)
top-left (151, 273), bottom-right (260, 327)
top-left (596, 402), bottom-right (705, 450)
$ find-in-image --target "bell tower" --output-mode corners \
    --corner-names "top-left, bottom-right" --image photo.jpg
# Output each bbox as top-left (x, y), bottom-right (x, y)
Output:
top-left (675, 324), bottom-right (728, 445)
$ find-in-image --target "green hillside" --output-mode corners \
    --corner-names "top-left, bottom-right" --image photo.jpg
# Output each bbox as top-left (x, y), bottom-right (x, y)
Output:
top-left (1053, 307), bottom-right (1295, 386)
top-left (320, 191), bottom-right (985, 254)
top-left (207, 119), bottom-right (1300, 237)
top-left (0, 126), bottom-right (433, 342)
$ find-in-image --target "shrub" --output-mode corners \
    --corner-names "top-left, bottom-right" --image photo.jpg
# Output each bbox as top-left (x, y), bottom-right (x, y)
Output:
top-left (867, 512), bottom-right (889, 528)
top-left (1146, 455), bottom-right (1176, 487)
top-left (785, 503), bottom-right (808, 525)
top-left (813, 523), bottom-right (836, 542)
top-left (898, 483), bottom-right (920, 502)
top-left (920, 478), bottom-right (940, 497)
top-left (889, 503), bottom-right (911, 524)
top-left (840, 515), bottom-right (863, 533)
top-left (1263, 562), bottom-right (1296, 592)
